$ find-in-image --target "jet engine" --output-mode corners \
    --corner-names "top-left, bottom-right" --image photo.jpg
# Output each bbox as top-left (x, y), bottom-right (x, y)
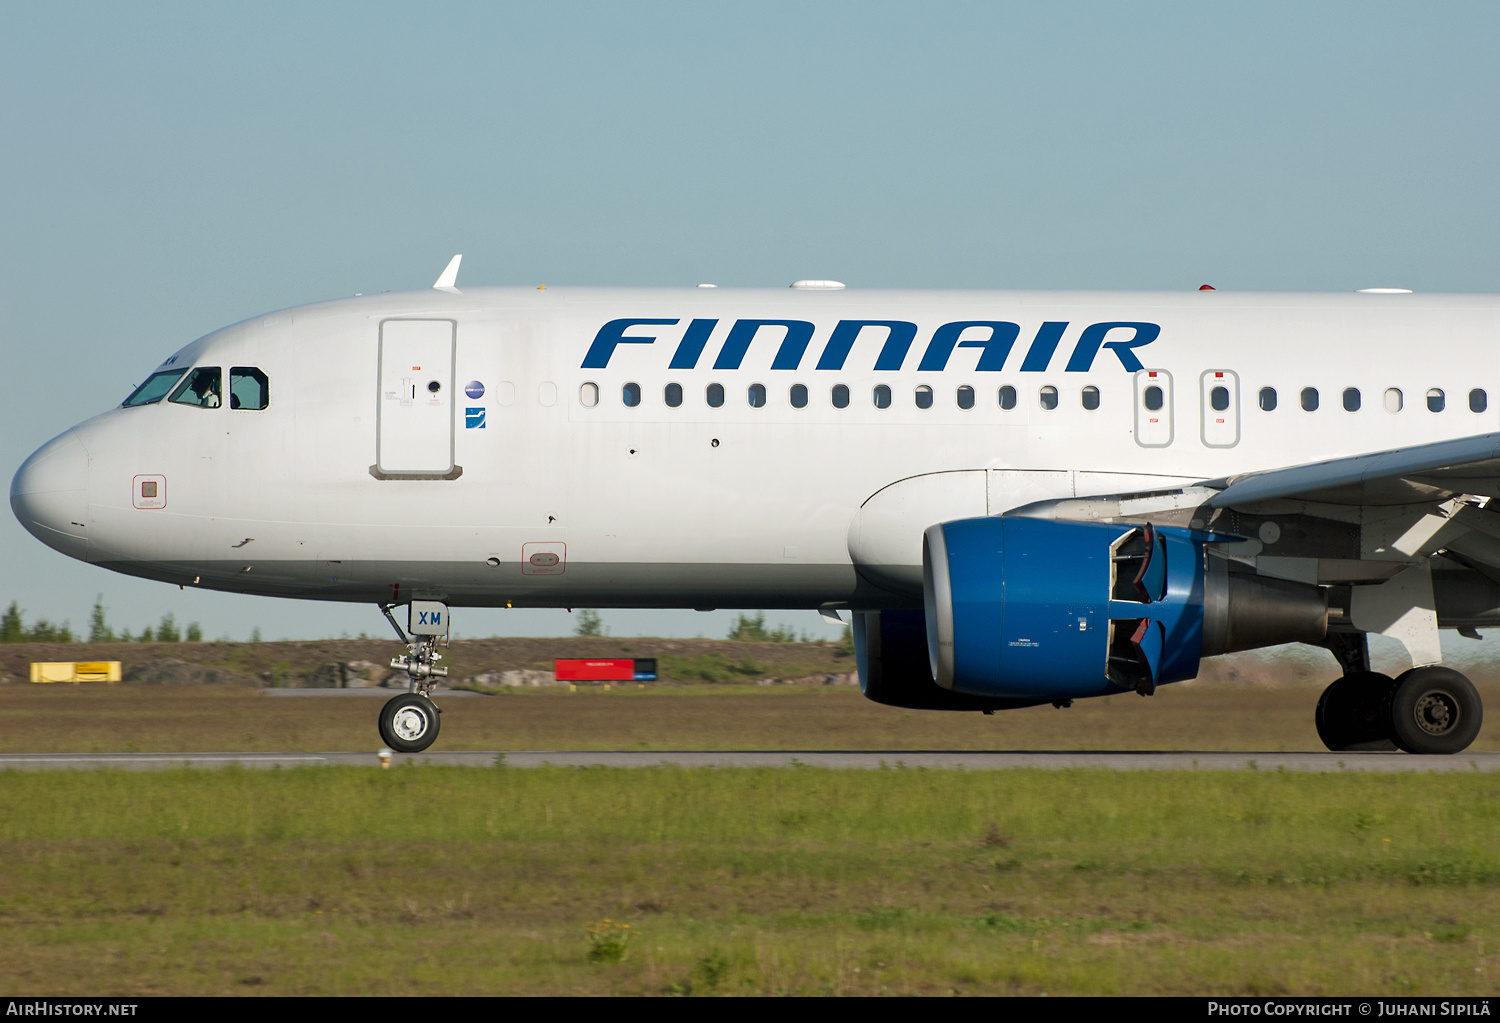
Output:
top-left (919, 517), bottom-right (1328, 701)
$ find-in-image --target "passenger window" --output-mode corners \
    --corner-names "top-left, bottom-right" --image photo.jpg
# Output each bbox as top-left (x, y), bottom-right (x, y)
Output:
top-left (622, 382), bottom-right (641, 407)
top-left (1082, 385), bottom-right (1100, 411)
top-left (873, 384), bottom-right (892, 409)
top-left (1258, 387), bottom-right (1277, 412)
top-left (790, 384), bottom-right (808, 409)
top-left (832, 384), bottom-right (850, 409)
top-left (1471, 388), bottom-right (1488, 413)
top-left (1427, 388), bottom-right (1445, 412)
top-left (957, 385), bottom-right (975, 410)
top-left (229, 367), bottom-right (268, 410)
top-left (664, 382), bottom-right (683, 408)
top-left (1143, 386), bottom-right (1164, 412)
top-left (1343, 387), bottom-right (1361, 412)
top-left (169, 367), bottom-right (222, 408)
top-left (748, 383), bottom-right (767, 408)
top-left (915, 384), bottom-right (933, 409)
top-left (1039, 385), bottom-right (1058, 410)
top-left (1209, 386), bottom-right (1230, 412)
top-left (998, 385), bottom-right (1017, 410)
top-left (1301, 387), bottom-right (1319, 412)
top-left (706, 383), bottom-right (725, 408)
top-left (579, 382), bottom-right (599, 408)
top-left (1384, 388), bottom-right (1403, 413)
top-left (123, 369), bottom-right (187, 407)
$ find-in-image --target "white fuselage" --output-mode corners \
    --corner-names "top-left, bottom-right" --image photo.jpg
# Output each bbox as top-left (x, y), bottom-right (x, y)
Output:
top-left (12, 286), bottom-right (1498, 610)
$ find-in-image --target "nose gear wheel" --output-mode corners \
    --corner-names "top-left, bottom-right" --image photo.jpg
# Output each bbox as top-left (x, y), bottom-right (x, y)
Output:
top-left (379, 693), bottom-right (441, 753)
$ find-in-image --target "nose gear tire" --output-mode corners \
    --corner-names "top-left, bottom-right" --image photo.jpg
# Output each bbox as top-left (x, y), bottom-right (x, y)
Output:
top-left (379, 693), bottom-right (441, 753)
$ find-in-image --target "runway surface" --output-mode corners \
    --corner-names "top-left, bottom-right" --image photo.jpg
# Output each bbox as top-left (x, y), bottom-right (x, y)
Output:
top-left (2, 750), bottom-right (1498, 771)
top-left (263, 688), bottom-right (483, 697)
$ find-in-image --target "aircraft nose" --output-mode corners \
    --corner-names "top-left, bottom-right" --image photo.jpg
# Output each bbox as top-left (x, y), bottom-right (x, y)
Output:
top-left (10, 430), bottom-right (91, 561)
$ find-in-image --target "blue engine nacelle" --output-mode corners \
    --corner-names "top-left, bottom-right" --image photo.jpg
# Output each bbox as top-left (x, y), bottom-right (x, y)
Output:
top-left (922, 517), bottom-right (1327, 701)
top-left (854, 609), bottom-right (1050, 711)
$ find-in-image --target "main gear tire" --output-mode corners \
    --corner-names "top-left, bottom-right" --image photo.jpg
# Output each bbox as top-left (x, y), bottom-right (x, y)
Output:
top-left (1388, 667), bottom-right (1482, 755)
top-left (1314, 671), bottom-right (1398, 751)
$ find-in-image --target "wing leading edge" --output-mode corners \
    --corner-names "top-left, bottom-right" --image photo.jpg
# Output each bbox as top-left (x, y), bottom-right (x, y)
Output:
top-left (1203, 431), bottom-right (1500, 507)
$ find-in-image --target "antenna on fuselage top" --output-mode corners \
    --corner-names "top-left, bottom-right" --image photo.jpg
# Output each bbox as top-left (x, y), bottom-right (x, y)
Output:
top-left (433, 254), bottom-right (462, 292)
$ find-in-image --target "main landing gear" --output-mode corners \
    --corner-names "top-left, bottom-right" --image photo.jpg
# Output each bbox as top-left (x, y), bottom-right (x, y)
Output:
top-left (1316, 634), bottom-right (1484, 755)
top-left (376, 601), bottom-right (450, 754)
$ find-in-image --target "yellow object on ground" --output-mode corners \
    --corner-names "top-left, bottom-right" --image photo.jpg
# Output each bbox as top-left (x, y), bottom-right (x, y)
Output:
top-left (29, 661), bottom-right (122, 683)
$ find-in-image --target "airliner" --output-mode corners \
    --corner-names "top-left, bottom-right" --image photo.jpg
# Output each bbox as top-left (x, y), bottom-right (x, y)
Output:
top-left (11, 256), bottom-right (1497, 755)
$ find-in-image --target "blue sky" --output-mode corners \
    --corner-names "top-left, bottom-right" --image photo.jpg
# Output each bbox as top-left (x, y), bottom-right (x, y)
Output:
top-left (4, 1), bottom-right (1500, 642)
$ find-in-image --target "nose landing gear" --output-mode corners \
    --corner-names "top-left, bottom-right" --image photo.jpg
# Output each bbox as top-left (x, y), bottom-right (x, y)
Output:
top-left (376, 601), bottom-right (450, 753)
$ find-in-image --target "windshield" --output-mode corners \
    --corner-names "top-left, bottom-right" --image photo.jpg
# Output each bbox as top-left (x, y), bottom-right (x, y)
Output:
top-left (169, 367), bottom-right (222, 408)
top-left (122, 369), bottom-right (188, 407)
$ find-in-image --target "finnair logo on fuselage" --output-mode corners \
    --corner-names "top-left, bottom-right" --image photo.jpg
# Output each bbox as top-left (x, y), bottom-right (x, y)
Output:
top-left (581, 318), bottom-right (1160, 373)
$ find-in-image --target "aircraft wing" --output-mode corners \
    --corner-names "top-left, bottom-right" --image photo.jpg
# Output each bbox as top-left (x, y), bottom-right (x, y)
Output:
top-left (1005, 431), bottom-right (1500, 668)
top-left (1202, 431), bottom-right (1500, 507)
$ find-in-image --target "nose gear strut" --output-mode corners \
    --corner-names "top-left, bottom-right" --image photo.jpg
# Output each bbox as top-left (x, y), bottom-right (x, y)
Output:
top-left (380, 601), bottom-right (450, 698)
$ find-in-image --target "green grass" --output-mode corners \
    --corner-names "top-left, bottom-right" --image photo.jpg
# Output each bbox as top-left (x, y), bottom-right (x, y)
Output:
top-left (2, 767), bottom-right (1498, 995)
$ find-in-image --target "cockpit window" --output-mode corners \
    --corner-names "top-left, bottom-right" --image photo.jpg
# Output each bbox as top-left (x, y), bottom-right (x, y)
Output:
top-left (230, 367), bottom-right (269, 410)
top-left (122, 369), bottom-right (187, 407)
top-left (169, 367), bottom-right (222, 408)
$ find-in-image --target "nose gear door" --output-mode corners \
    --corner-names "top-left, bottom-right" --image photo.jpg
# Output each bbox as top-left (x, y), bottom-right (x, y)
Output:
top-left (377, 319), bottom-right (456, 476)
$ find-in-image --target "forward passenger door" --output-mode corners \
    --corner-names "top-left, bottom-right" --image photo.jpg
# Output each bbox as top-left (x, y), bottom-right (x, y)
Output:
top-left (376, 319), bottom-right (456, 477)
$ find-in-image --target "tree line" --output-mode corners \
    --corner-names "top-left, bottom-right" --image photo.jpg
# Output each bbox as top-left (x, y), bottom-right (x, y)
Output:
top-left (0, 597), bottom-right (205, 644)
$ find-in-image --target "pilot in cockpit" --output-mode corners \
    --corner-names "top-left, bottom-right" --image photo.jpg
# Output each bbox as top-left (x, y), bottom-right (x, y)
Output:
top-left (187, 369), bottom-right (221, 408)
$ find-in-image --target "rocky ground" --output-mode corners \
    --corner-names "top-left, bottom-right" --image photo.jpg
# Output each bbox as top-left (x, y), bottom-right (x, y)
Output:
top-left (0, 636), bottom-right (858, 689)
top-left (3, 634), bottom-right (1492, 693)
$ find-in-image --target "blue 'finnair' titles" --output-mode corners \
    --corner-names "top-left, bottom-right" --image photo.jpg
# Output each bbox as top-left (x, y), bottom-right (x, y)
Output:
top-left (581, 318), bottom-right (1161, 373)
